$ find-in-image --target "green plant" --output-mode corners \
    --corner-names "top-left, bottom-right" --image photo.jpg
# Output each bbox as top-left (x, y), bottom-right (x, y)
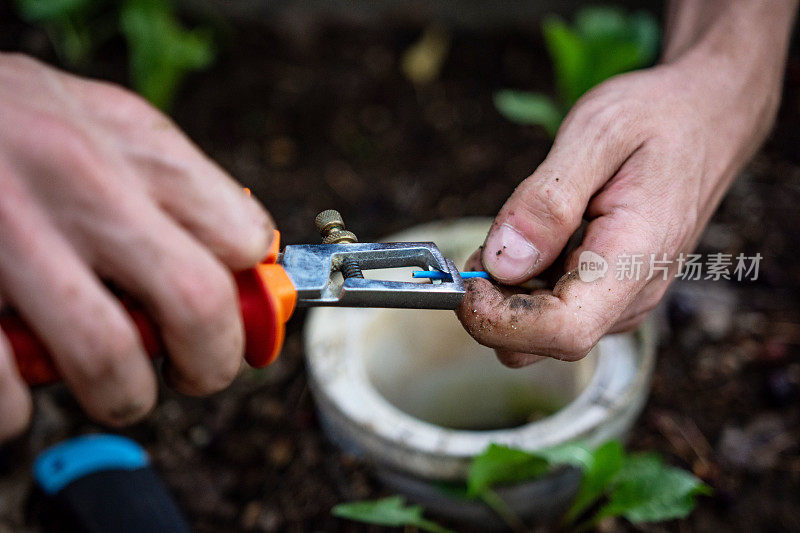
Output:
top-left (332, 496), bottom-right (453, 533)
top-left (15, 0), bottom-right (110, 67)
top-left (14, 0), bottom-right (215, 110)
top-left (331, 440), bottom-right (710, 531)
top-left (120, 0), bottom-right (215, 110)
top-left (494, 6), bottom-right (660, 137)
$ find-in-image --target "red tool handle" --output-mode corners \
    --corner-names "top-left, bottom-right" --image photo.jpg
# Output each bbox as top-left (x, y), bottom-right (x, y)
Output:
top-left (2, 231), bottom-right (296, 386)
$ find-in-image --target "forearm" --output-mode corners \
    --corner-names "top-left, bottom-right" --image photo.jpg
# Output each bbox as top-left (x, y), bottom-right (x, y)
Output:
top-left (660, 0), bottom-right (797, 200)
top-left (662, 0), bottom-right (796, 127)
top-left (663, 0), bottom-right (797, 68)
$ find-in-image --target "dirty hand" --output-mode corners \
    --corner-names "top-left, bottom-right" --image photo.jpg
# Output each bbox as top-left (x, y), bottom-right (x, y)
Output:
top-left (0, 54), bottom-right (274, 439)
top-left (458, 1), bottom-right (796, 366)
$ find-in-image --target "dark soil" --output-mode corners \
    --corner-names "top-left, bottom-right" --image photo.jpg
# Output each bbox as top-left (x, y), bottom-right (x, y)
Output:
top-left (1, 5), bottom-right (800, 532)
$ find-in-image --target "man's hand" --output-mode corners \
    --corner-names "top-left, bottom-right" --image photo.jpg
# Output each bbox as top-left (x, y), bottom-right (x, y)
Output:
top-left (457, 1), bottom-right (797, 367)
top-left (0, 54), bottom-right (274, 439)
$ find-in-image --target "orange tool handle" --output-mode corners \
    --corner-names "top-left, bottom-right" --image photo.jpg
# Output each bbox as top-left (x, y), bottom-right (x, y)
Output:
top-left (3, 231), bottom-right (296, 386)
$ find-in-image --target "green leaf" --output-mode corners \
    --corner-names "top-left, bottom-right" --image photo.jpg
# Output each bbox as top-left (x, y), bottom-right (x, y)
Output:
top-left (575, 7), bottom-right (628, 40)
top-left (496, 8), bottom-right (660, 136)
top-left (493, 90), bottom-right (563, 137)
top-left (563, 440), bottom-right (624, 524)
top-left (15, 0), bottom-right (103, 67)
top-left (467, 443), bottom-right (550, 497)
top-left (582, 39), bottom-right (643, 88)
top-left (120, 0), bottom-right (215, 110)
top-left (542, 15), bottom-right (587, 107)
top-left (542, 7), bottom-right (660, 109)
top-left (537, 441), bottom-right (595, 469)
top-left (575, 7), bottom-right (660, 91)
top-left (595, 453), bottom-right (711, 523)
top-left (332, 496), bottom-right (421, 527)
top-left (15, 0), bottom-right (92, 21)
top-left (454, 440), bottom-right (709, 529)
top-left (332, 496), bottom-right (453, 533)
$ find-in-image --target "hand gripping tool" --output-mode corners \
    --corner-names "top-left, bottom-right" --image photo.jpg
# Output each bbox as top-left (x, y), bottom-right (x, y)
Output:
top-left (3, 210), bottom-right (478, 385)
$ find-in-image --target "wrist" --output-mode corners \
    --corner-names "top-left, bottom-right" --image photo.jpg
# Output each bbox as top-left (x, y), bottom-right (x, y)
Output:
top-left (661, 1), bottom-right (796, 142)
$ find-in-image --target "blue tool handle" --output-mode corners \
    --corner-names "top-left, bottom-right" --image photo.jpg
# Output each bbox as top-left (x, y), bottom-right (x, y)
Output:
top-left (33, 435), bottom-right (191, 533)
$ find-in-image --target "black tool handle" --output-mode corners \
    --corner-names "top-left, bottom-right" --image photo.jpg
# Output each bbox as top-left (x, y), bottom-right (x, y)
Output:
top-left (33, 434), bottom-right (191, 533)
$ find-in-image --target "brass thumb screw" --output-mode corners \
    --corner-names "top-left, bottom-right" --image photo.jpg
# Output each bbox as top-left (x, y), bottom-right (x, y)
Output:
top-left (314, 210), bottom-right (363, 278)
top-left (314, 209), bottom-right (358, 244)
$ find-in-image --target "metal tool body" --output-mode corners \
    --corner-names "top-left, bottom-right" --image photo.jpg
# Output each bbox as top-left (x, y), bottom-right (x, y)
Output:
top-left (281, 241), bottom-right (465, 309)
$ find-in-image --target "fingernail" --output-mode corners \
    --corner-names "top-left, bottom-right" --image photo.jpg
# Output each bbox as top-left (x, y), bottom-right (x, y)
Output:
top-left (483, 223), bottom-right (539, 282)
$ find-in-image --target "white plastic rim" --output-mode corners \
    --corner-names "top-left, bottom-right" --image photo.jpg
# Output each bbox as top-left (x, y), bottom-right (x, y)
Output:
top-left (304, 219), bottom-right (656, 480)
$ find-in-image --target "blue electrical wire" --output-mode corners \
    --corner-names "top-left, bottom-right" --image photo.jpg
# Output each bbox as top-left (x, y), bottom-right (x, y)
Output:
top-left (412, 270), bottom-right (490, 280)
